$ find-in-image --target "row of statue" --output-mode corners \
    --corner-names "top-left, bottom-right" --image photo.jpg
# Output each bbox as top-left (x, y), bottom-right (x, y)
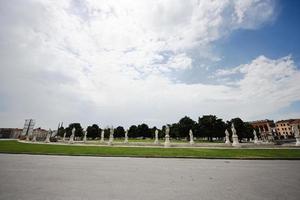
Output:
top-left (34, 123), bottom-right (300, 147)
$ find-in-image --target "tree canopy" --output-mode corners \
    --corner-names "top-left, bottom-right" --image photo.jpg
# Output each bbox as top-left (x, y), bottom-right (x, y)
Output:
top-left (86, 124), bottom-right (101, 139)
top-left (57, 115), bottom-right (255, 142)
top-left (65, 123), bottom-right (83, 138)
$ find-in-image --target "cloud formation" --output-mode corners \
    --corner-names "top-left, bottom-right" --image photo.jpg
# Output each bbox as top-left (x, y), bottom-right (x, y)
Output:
top-left (0, 0), bottom-right (298, 129)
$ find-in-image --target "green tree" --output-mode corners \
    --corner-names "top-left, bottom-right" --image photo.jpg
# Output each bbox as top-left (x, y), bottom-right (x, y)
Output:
top-left (65, 123), bottom-right (83, 138)
top-left (229, 118), bottom-right (254, 141)
top-left (114, 126), bottom-right (125, 138)
top-left (128, 125), bottom-right (138, 138)
top-left (57, 126), bottom-right (65, 137)
top-left (137, 123), bottom-right (150, 138)
top-left (86, 124), bottom-right (101, 139)
top-left (103, 127), bottom-right (110, 139)
top-left (198, 115), bottom-right (226, 142)
top-left (169, 123), bottom-right (180, 138)
top-left (150, 126), bottom-right (158, 138)
top-left (178, 116), bottom-right (196, 139)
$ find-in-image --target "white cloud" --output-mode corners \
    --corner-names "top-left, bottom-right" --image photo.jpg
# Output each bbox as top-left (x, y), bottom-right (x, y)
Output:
top-left (214, 55), bottom-right (300, 118)
top-left (1, 0), bottom-right (297, 129)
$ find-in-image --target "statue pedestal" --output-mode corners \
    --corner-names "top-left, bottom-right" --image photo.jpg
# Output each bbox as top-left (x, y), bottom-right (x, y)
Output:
top-left (45, 138), bottom-right (50, 143)
top-left (108, 138), bottom-right (113, 146)
top-left (124, 138), bottom-right (128, 144)
top-left (164, 136), bottom-right (170, 148)
top-left (225, 136), bottom-right (231, 145)
top-left (232, 135), bottom-right (241, 147)
top-left (296, 136), bottom-right (300, 146)
top-left (189, 140), bottom-right (195, 145)
top-left (32, 135), bottom-right (36, 142)
top-left (154, 139), bottom-right (159, 145)
top-left (69, 137), bottom-right (74, 144)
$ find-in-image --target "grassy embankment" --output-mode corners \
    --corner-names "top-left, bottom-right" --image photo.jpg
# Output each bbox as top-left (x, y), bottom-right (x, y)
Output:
top-left (0, 140), bottom-right (300, 159)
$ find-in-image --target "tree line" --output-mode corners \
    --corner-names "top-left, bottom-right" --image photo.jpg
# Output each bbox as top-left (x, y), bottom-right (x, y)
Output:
top-left (56, 115), bottom-right (257, 141)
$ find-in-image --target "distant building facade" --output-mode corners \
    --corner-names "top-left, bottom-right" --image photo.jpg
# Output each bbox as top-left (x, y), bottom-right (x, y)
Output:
top-left (250, 119), bottom-right (276, 140)
top-left (0, 127), bottom-right (48, 140)
top-left (0, 128), bottom-right (22, 138)
top-left (276, 119), bottom-right (300, 138)
top-left (32, 128), bottom-right (48, 141)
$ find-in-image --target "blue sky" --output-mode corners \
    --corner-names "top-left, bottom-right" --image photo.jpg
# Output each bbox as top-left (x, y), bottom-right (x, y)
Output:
top-left (0, 0), bottom-right (299, 129)
top-left (219, 0), bottom-right (300, 117)
top-left (219, 0), bottom-right (300, 67)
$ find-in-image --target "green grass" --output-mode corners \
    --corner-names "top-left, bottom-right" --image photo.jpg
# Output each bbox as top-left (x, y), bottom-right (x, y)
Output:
top-left (0, 140), bottom-right (300, 159)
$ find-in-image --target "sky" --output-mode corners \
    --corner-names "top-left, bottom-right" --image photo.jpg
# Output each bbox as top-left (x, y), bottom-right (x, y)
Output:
top-left (0, 0), bottom-right (300, 129)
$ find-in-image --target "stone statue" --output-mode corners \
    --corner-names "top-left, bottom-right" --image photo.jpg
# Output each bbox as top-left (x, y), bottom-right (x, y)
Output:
top-left (164, 125), bottom-right (171, 148)
top-left (124, 130), bottom-right (128, 144)
top-left (154, 129), bottom-right (159, 144)
top-left (32, 133), bottom-right (37, 142)
top-left (225, 129), bottom-right (231, 145)
top-left (69, 127), bottom-right (75, 144)
top-left (83, 130), bottom-right (87, 143)
top-left (100, 130), bottom-right (105, 143)
top-left (108, 126), bottom-right (114, 145)
top-left (26, 132), bottom-right (31, 141)
top-left (189, 129), bottom-right (194, 145)
top-left (231, 123), bottom-right (240, 147)
top-left (51, 130), bottom-right (57, 137)
top-left (253, 129), bottom-right (259, 144)
top-left (45, 129), bottom-right (51, 143)
top-left (292, 125), bottom-right (300, 146)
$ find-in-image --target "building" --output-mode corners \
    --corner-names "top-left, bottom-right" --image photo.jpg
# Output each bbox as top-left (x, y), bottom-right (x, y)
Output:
top-left (290, 119), bottom-right (300, 129)
top-left (250, 119), bottom-right (276, 140)
top-left (0, 127), bottom-right (48, 140)
top-left (0, 128), bottom-right (22, 138)
top-left (276, 119), bottom-right (300, 138)
top-left (26, 128), bottom-right (49, 141)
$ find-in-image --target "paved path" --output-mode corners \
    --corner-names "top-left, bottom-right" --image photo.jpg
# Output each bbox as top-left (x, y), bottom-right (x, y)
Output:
top-left (0, 154), bottom-right (299, 200)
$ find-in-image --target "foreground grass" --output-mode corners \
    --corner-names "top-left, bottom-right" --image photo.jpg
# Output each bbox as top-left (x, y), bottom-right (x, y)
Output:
top-left (0, 140), bottom-right (300, 159)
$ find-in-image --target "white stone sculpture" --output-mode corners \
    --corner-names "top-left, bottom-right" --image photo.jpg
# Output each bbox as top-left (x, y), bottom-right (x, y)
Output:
top-left (124, 130), bottom-right (128, 144)
top-left (83, 130), bottom-right (87, 143)
top-left (225, 129), bottom-right (231, 145)
top-left (253, 130), bottom-right (259, 144)
top-left (100, 130), bottom-right (105, 143)
top-left (189, 129), bottom-right (195, 145)
top-left (51, 130), bottom-right (57, 137)
top-left (108, 126), bottom-right (114, 145)
top-left (231, 123), bottom-right (241, 147)
top-left (154, 129), bottom-right (159, 144)
top-left (164, 125), bottom-right (171, 148)
top-left (32, 134), bottom-right (37, 142)
top-left (292, 125), bottom-right (300, 146)
top-left (45, 129), bottom-right (51, 143)
top-left (69, 127), bottom-right (75, 144)
top-left (26, 133), bottom-right (30, 141)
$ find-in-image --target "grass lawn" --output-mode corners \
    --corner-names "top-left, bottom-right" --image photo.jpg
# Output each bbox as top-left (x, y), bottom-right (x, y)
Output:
top-left (0, 140), bottom-right (300, 159)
